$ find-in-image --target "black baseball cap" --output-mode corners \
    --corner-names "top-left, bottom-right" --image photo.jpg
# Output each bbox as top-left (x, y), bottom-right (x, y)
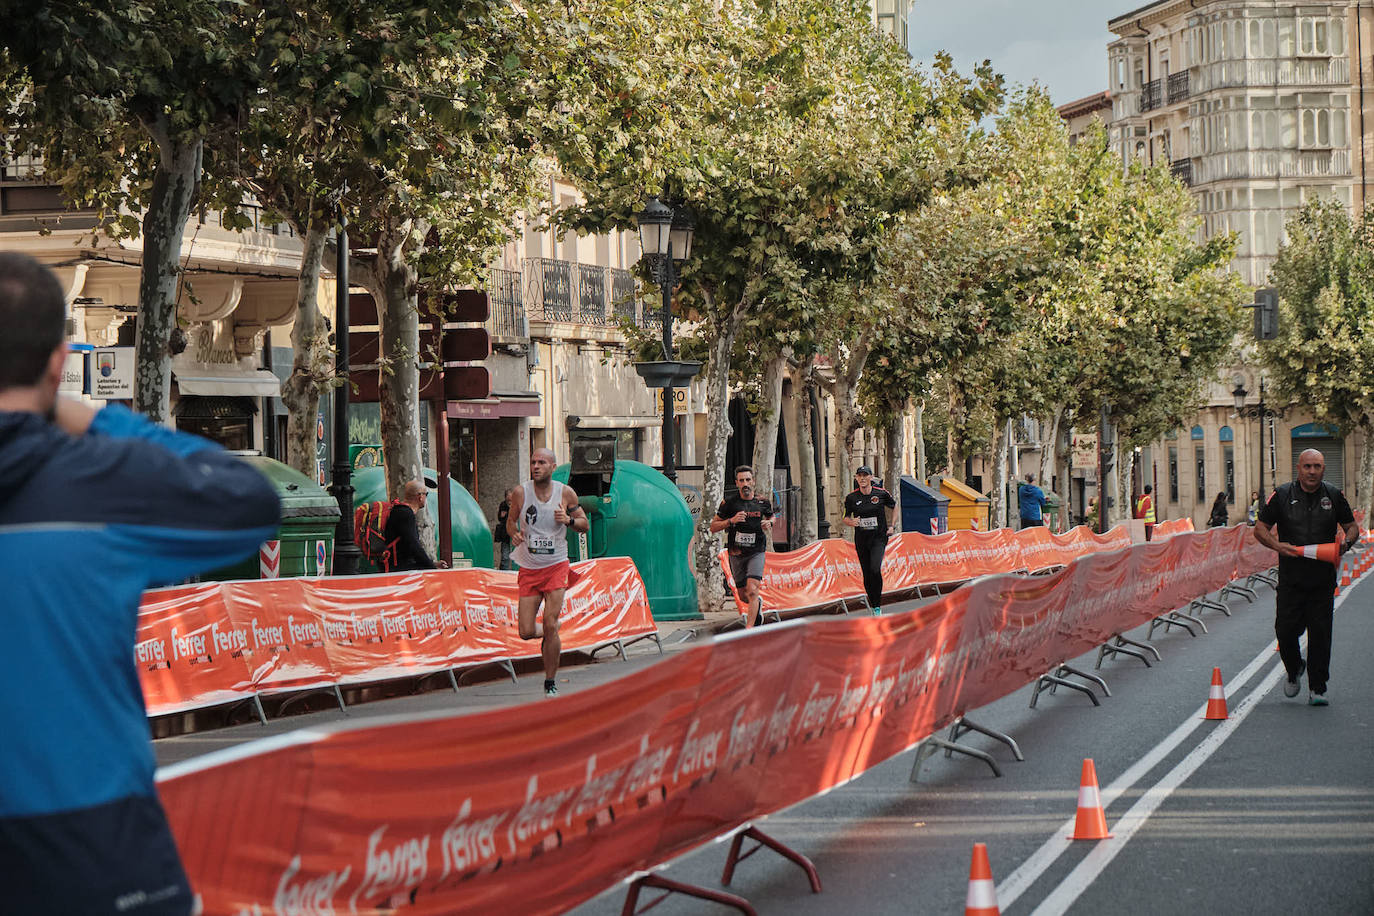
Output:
top-left (855, 465), bottom-right (873, 476)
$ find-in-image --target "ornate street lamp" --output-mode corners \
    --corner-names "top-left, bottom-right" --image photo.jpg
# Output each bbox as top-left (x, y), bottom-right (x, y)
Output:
top-left (1232, 374), bottom-right (1279, 497)
top-left (633, 196), bottom-right (700, 483)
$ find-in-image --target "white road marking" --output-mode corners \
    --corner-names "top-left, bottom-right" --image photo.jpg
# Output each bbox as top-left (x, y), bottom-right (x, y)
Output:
top-left (998, 576), bottom-right (1358, 912)
top-left (1028, 661), bottom-right (1284, 916)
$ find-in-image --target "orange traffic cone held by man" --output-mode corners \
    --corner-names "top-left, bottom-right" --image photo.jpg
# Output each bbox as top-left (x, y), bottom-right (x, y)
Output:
top-left (964, 842), bottom-right (1000, 916)
top-left (1070, 758), bottom-right (1112, 840)
top-left (1204, 667), bottom-right (1229, 720)
top-left (1299, 538), bottom-right (1341, 565)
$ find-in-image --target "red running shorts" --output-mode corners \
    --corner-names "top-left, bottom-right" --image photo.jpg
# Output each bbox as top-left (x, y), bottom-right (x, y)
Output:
top-left (518, 561), bottom-right (571, 598)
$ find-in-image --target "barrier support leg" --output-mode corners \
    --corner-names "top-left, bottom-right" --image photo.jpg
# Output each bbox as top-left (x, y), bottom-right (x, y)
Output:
top-left (621, 874), bottom-right (757, 916)
top-left (947, 716), bottom-right (1024, 762)
top-left (446, 669), bottom-right (460, 693)
top-left (1056, 664), bottom-right (1110, 697)
top-left (620, 632), bottom-right (663, 656)
top-left (1096, 634), bottom-right (1158, 669)
top-left (589, 639), bottom-right (627, 661)
top-left (252, 694), bottom-right (268, 725)
top-left (1148, 614), bottom-right (1198, 639)
top-left (722, 825), bottom-right (822, 894)
top-left (1029, 672), bottom-right (1101, 708)
top-left (333, 685), bottom-right (347, 713)
top-left (1220, 582), bottom-right (1256, 603)
top-left (912, 737), bottom-right (1001, 780)
top-left (1191, 595), bottom-right (1231, 617)
top-left (1248, 571), bottom-right (1277, 589)
top-left (457, 659), bottom-right (519, 686)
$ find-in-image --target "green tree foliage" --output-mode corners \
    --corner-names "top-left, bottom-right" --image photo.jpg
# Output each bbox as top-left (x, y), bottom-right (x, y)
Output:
top-left (1263, 200), bottom-right (1374, 516)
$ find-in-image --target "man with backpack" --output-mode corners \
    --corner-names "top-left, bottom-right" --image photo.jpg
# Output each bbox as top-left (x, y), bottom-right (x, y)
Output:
top-left (384, 479), bottom-right (446, 571)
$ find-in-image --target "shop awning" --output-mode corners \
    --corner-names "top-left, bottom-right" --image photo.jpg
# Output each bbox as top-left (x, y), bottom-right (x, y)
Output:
top-left (172, 396), bottom-right (257, 419)
top-left (566, 414), bottom-right (662, 429)
top-left (447, 392), bottom-right (541, 419)
top-left (174, 366), bottom-right (282, 397)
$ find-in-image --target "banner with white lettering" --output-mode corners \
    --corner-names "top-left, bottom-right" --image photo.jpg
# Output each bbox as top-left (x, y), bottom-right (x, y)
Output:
top-left (158, 525), bottom-right (1272, 915)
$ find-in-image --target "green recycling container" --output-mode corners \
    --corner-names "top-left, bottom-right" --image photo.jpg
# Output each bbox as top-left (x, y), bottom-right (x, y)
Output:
top-left (554, 459), bottom-right (699, 620)
top-left (204, 456), bottom-right (341, 580)
top-left (351, 467), bottom-right (494, 571)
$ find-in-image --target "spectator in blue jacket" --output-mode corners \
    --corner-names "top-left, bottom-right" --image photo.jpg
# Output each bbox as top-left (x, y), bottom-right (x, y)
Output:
top-left (1018, 473), bottom-right (1048, 529)
top-left (0, 253), bottom-right (281, 915)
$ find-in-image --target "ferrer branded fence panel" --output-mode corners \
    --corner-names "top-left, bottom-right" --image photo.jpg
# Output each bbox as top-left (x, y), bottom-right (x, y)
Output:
top-left (137, 559), bottom-right (655, 717)
top-left (158, 526), bottom-right (1272, 916)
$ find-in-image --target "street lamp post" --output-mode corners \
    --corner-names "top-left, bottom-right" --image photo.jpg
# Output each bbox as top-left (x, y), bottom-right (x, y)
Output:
top-left (1232, 375), bottom-right (1277, 498)
top-left (633, 197), bottom-right (699, 484)
top-left (328, 198), bottom-right (362, 575)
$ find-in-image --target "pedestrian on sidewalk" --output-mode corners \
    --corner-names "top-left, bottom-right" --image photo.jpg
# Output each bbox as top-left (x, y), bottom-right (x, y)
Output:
top-left (1207, 492), bottom-right (1229, 528)
top-left (1135, 484), bottom-right (1156, 540)
top-left (384, 479), bottom-right (448, 570)
top-left (710, 466), bottom-right (774, 627)
top-left (494, 487), bottom-right (515, 570)
top-left (1254, 448), bottom-right (1360, 706)
top-left (0, 253), bottom-right (281, 914)
top-left (508, 448), bottom-right (588, 696)
top-left (1018, 472), bottom-right (1048, 529)
top-left (843, 465), bottom-right (896, 614)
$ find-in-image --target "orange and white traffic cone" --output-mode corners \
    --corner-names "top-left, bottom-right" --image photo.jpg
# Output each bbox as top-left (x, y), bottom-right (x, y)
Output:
top-left (1069, 758), bottom-right (1112, 840)
top-left (1203, 667), bottom-right (1228, 720)
top-left (964, 842), bottom-right (1000, 916)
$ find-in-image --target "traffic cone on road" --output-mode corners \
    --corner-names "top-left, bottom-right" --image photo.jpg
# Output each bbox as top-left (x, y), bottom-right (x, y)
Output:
top-left (1069, 759), bottom-right (1112, 840)
top-left (964, 843), bottom-right (1000, 916)
top-left (1203, 667), bottom-right (1229, 720)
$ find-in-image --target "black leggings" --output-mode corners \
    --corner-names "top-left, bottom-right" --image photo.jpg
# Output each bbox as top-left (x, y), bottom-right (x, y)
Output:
top-left (1275, 584), bottom-right (1335, 693)
top-left (855, 535), bottom-right (888, 610)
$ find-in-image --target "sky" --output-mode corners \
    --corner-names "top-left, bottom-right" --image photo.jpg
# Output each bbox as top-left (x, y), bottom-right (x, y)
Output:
top-left (906, 0), bottom-right (1122, 108)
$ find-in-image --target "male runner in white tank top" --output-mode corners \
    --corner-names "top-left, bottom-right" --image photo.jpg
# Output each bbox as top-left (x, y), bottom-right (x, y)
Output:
top-left (506, 447), bottom-right (589, 696)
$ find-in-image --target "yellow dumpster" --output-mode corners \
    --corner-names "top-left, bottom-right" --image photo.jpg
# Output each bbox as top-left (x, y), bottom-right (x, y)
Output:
top-left (931, 475), bottom-right (991, 531)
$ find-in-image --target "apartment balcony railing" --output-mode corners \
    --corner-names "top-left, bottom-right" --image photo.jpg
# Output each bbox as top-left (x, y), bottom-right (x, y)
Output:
top-left (485, 267), bottom-right (525, 340)
top-left (1170, 158), bottom-right (1194, 186)
top-left (1193, 148), bottom-right (1351, 184)
top-left (1193, 57), bottom-right (1350, 93)
top-left (1166, 71), bottom-right (1190, 105)
top-left (523, 258), bottom-right (652, 329)
top-left (1139, 78), bottom-right (1162, 113)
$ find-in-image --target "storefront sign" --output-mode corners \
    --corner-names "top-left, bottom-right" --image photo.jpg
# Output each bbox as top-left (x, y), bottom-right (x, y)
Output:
top-left (1071, 431), bottom-right (1098, 469)
top-left (60, 349), bottom-right (88, 394)
top-left (91, 347), bottom-right (135, 399)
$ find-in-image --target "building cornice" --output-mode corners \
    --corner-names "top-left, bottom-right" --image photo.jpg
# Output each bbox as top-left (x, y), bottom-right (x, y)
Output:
top-left (1058, 91), bottom-right (1113, 119)
top-left (1109, 0), bottom-right (1207, 36)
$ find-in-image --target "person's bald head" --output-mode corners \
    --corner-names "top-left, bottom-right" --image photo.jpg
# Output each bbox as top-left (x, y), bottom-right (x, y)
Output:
top-left (403, 479), bottom-right (427, 506)
top-left (530, 448), bottom-right (556, 483)
top-left (1296, 448), bottom-right (1326, 492)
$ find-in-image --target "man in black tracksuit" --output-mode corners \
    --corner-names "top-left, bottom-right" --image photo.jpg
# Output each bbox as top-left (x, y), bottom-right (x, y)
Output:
top-left (1254, 448), bottom-right (1359, 706)
top-left (843, 465), bottom-right (896, 614)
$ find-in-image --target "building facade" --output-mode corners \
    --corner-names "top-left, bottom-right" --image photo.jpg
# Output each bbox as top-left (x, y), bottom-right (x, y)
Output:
top-left (1101, 0), bottom-right (1369, 525)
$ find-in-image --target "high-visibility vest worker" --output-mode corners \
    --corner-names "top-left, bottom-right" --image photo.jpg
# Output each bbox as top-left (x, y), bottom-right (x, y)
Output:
top-left (1136, 488), bottom-right (1156, 524)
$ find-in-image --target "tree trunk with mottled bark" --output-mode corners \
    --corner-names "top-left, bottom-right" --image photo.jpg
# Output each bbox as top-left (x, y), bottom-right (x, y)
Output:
top-left (750, 351), bottom-right (788, 493)
top-left (134, 127), bottom-right (202, 421)
top-left (692, 299), bottom-right (742, 611)
top-left (947, 383), bottom-right (967, 483)
top-left (363, 216), bottom-right (434, 559)
top-left (281, 222), bottom-right (330, 478)
top-left (990, 418), bottom-right (1010, 529)
top-left (914, 400), bottom-right (927, 481)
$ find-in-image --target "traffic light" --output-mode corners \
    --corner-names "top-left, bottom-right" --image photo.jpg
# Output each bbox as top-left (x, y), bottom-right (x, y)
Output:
top-left (1253, 287), bottom-right (1278, 340)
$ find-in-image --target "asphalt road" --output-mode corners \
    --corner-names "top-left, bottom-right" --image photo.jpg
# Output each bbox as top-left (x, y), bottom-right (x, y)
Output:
top-left (152, 557), bottom-right (1374, 915)
top-left (566, 564), bottom-right (1374, 916)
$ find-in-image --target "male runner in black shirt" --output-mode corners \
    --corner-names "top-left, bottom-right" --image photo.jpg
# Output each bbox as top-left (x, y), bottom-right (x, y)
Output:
top-left (710, 465), bottom-right (774, 626)
top-left (843, 465), bottom-right (896, 614)
top-left (1254, 448), bottom-right (1359, 706)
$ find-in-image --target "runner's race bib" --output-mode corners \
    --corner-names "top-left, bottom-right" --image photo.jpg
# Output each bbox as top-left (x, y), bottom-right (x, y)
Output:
top-left (858, 516), bottom-right (879, 529)
top-left (529, 536), bottom-right (556, 555)
top-left (735, 532), bottom-right (757, 547)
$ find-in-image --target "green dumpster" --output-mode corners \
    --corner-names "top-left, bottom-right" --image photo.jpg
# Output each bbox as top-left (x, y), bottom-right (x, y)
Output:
top-left (351, 467), bottom-right (494, 571)
top-left (1043, 491), bottom-right (1063, 531)
top-left (205, 456), bottom-right (341, 580)
top-left (555, 459), bottom-right (699, 621)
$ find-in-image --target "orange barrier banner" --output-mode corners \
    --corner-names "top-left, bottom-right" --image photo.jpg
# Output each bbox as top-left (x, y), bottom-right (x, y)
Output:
top-left (722, 525), bottom-right (1133, 615)
top-left (1152, 518), bottom-right (1195, 538)
top-left (137, 558), bottom-right (654, 717)
top-left (159, 527), bottom-right (1272, 916)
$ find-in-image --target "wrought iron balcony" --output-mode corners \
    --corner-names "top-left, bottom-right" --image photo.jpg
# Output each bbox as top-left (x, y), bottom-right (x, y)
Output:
top-left (523, 258), bottom-right (652, 329)
top-left (1139, 78), bottom-right (1162, 113)
top-left (1170, 158), bottom-right (1193, 187)
top-left (1166, 71), bottom-right (1190, 105)
top-left (485, 267), bottom-right (525, 340)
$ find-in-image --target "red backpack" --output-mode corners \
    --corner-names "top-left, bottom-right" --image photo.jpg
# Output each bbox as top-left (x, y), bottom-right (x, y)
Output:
top-left (353, 499), bottom-right (401, 571)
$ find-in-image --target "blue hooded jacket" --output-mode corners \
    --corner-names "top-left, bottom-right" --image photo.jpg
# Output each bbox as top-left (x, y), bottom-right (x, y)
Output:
top-left (0, 404), bottom-right (280, 913)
